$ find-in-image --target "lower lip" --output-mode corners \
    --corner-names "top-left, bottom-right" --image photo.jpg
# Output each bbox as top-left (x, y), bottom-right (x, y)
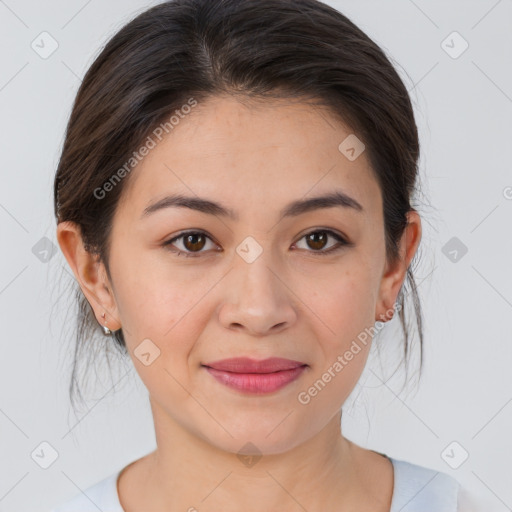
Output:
top-left (203, 365), bottom-right (307, 394)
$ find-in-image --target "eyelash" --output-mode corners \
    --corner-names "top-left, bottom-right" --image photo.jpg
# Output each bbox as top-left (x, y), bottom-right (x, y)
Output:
top-left (162, 229), bottom-right (350, 258)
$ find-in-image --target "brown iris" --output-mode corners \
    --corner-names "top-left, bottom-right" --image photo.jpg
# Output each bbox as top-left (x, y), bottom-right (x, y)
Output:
top-left (305, 231), bottom-right (329, 251)
top-left (183, 233), bottom-right (207, 252)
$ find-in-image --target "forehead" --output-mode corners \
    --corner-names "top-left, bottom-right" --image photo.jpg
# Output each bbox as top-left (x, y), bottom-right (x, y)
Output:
top-left (117, 95), bottom-right (382, 222)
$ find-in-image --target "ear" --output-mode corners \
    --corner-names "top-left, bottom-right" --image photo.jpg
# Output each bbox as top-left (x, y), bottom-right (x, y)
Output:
top-left (375, 210), bottom-right (422, 323)
top-left (56, 221), bottom-right (121, 331)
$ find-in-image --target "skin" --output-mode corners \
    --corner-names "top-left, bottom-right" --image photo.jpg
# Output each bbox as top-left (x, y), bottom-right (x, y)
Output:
top-left (57, 95), bottom-right (421, 511)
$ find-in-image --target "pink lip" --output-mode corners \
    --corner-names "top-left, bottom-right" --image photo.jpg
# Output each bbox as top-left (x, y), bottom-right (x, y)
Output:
top-left (202, 357), bottom-right (308, 394)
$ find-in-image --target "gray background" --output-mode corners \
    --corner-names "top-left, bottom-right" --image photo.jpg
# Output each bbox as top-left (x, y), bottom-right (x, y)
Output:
top-left (0, 0), bottom-right (511, 510)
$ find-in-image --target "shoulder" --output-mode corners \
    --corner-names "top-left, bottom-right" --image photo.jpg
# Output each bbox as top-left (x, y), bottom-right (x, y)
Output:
top-left (49, 470), bottom-right (123, 512)
top-left (389, 457), bottom-right (460, 512)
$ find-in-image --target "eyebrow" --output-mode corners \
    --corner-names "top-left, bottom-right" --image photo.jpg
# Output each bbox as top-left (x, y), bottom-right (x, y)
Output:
top-left (140, 190), bottom-right (364, 222)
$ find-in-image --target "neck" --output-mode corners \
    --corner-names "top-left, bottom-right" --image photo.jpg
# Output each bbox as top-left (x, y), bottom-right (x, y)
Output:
top-left (117, 398), bottom-right (392, 511)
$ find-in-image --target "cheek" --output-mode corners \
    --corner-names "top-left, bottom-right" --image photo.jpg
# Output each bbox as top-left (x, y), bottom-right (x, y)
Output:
top-left (297, 275), bottom-right (376, 414)
top-left (306, 267), bottom-right (377, 338)
top-left (110, 248), bottom-right (199, 335)
top-left (111, 261), bottom-right (215, 381)
top-left (301, 267), bottom-right (377, 395)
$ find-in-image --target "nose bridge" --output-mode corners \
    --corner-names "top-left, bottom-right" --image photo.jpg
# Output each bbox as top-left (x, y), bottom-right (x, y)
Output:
top-left (218, 234), bottom-right (296, 334)
top-left (233, 234), bottom-right (283, 303)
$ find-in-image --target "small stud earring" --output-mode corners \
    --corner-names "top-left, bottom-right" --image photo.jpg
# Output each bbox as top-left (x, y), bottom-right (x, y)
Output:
top-left (101, 312), bottom-right (112, 335)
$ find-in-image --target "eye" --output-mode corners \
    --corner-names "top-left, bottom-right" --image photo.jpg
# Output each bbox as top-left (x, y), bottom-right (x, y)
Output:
top-left (162, 230), bottom-right (219, 258)
top-left (162, 229), bottom-right (350, 258)
top-left (293, 229), bottom-right (349, 256)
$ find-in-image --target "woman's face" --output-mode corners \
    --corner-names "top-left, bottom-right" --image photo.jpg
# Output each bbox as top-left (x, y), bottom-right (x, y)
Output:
top-left (93, 96), bottom-right (419, 454)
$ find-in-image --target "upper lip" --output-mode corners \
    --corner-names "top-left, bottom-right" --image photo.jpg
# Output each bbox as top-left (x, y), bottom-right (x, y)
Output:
top-left (202, 357), bottom-right (307, 373)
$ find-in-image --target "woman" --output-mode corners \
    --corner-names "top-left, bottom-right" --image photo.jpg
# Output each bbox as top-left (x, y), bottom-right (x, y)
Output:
top-left (51, 0), bottom-right (479, 510)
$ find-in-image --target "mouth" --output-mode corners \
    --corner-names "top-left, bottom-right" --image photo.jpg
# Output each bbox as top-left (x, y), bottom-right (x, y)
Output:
top-left (201, 357), bottom-right (308, 394)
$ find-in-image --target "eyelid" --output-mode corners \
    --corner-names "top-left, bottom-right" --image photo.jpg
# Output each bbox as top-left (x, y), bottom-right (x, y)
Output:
top-left (162, 228), bottom-right (350, 258)
top-left (292, 229), bottom-right (350, 257)
top-left (163, 229), bottom-right (219, 257)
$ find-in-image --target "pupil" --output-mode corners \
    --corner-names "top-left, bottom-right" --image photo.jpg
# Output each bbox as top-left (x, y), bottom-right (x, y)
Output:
top-left (185, 234), bottom-right (205, 251)
top-left (308, 232), bottom-right (326, 250)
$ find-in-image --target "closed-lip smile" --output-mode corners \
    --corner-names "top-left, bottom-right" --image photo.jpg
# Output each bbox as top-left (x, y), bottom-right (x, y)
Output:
top-left (202, 357), bottom-right (308, 394)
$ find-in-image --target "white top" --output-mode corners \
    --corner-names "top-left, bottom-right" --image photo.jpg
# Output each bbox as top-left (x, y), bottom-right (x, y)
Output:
top-left (50, 456), bottom-right (464, 511)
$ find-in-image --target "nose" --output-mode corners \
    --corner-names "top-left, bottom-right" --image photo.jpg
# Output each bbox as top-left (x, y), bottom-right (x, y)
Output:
top-left (217, 251), bottom-right (298, 337)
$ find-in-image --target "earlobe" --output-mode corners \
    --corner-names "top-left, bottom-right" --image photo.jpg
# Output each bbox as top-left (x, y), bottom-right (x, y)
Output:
top-left (374, 210), bottom-right (422, 323)
top-left (56, 221), bottom-right (121, 331)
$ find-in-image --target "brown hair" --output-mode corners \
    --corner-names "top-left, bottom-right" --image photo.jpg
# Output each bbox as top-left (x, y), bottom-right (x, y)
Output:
top-left (54, 0), bottom-right (425, 410)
